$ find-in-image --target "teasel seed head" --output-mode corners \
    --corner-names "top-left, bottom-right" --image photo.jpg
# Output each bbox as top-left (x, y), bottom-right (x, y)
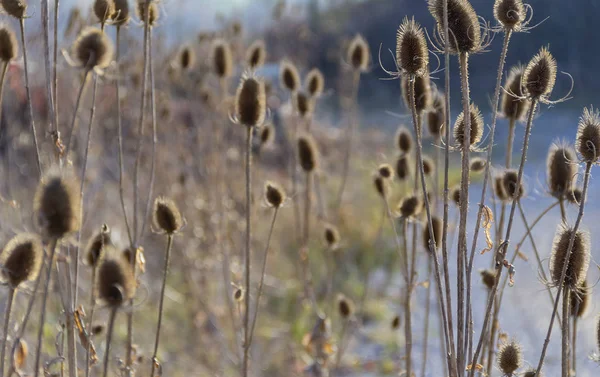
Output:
top-left (0, 26), bottom-right (17, 63)
top-left (422, 216), bottom-right (442, 251)
top-left (494, 0), bottom-right (526, 31)
top-left (92, 325), bottom-right (104, 335)
top-left (233, 286), bottom-right (244, 302)
top-left (396, 17), bottom-right (429, 77)
top-left (264, 181), bottom-right (286, 208)
top-left (347, 34), bottom-right (369, 72)
top-left (391, 315), bottom-right (401, 330)
top-left (502, 169), bottom-right (525, 200)
top-left (305, 68), bottom-right (324, 98)
top-left (279, 59), bottom-right (300, 92)
top-left (395, 125), bottom-right (413, 153)
top-left (402, 75), bottom-right (432, 114)
top-left (550, 224), bottom-right (590, 289)
top-left (324, 224), bottom-right (340, 248)
top-left (1, 0), bottom-right (26, 19)
top-left (567, 188), bottom-right (582, 205)
top-left (94, 0), bottom-right (115, 23)
top-left (153, 197), bottom-right (183, 235)
top-left (72, 27), bottom-right (114, 70)
top-left (497, 340), bottom-right (523, 375)
top-left (246, 40), bottom-right (266, 70)
top-left (374, 175), bottom-right (389, 198)
top-left (293, 91), bottom-right (313, 119)
top-left (494, 176), bottom-right (509, 201)
top-left (570, 280), bottom-right (590, 318)
top-left (259, 123), bottom-right (275, 146)
top-left (427, 89), bottom-right (446, 138)
top-left (34, 170), bottom-right (81, 239)
top-left (502, 65), bottom-right (530, 122)
top-left (97, 252), bottom-right (136, 307)
top-left (297, 134), bottom-right (319, 173)
top-left (453, 103), bottom-right (483, 150)
top-left (576, 106), bottom-right (600, 164)
top-left (422, 155), bottom-right (434, 177)
top-left (546, 143), bottom-right (577, 199)
top-left (337, 294), bottom-right (353, 319)
top-left (211, 39), bottom-right (233, 79)
top-left (395, 154), bottom-right (412, 181)
top-left (480, 269), bottom-right (496, 290)
top-left (428, 0), bottom-right (481, 54)
top-left (85, 224), bottom-right (112, 267)
top-left (378, 163), bottom-right (393, 179)
top-left (177, 45), bottom-right (195, 72)
top-left (451, 186), bottom-right (461, 207)
top-left (235, 74), bottom-right (266, 127)
top-left (523, 47), bottom-right (557, 100)
top-left (111, 0), bottom-right (130, 26)
top-left (0, 233), bottom-right (42, 288)
top-left (398, 195), bottom-right (423, 218)
top-left (470, 157), bottom-right (486, 173)
top-left (136, 0), bottom-right (158, 26)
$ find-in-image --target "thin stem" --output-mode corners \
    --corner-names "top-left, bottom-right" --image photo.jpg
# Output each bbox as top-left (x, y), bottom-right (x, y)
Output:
top-left (0, 63), bottom-right (9, 129)
top-left (64, 71), bottom-right (91, 160)
top-left (0, 287), bottom-right (15, 377)
top-left (150, 234), bottom-right (174, 377)
top-left (41, 0), bottom-right (56, 137)
top-left (85, 267), bottom-right (97, 377)
top-left (572, 314), bottom-right (578, 375)
top-left (402, 219), bottom-right (413, 377)
top-left (102, 308), bottom-right (118, 377)
top-left (303, 171), bottom-right (312, 247)
top-left (421, 257), bottom-right (433, 377)
top-left (561, 288), bottom-right (570, 377)
top-left (53, 0), bottom-right (60, 145)
top-left (559, 198), bottom-right (567, 223)
top-left (505, 118), bottom-right (516, 168)
top-left (290, 113), bottom-right (302, 245)
top-left (242, 126), bottom-right (253, 377)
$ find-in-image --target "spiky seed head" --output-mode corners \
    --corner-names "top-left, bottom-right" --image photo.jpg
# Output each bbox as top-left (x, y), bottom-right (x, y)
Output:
top-left (546, 144), bottom-right (578, 198)
top-left (72, 27), bottom-right (114, 70)
top-left (337, 294), bottom-right (353, 319)
top-left (428, 0), bottom-right (481, 54)
top-left (550, 224), bottom-right (590, 289)
top-left (576, 107), bottom-right (600, 164)
top-left (501, 170), bottom-right (525, 200)
top-left (494, 176), bottom-right (509, 201)
top-left (85, 225), bottom-right (112, 267)
top-left (497, 341), bottom-right (523, 375)
top-left (111, 0), bottom-right (130, 26)
top-left (570, 280), bottom-right (590, 318)
top-left (427, 89), bottom-right (446, 138)
top-left (293, 91), bottom-right (313, 118)
top-left (235, 75), bottom-right (266, 127)
top-left (1, 0), bottom-right (26, 19)
top-left (395, 126), bottom-right (413, 153)
top-left (153, 197), bottom-right (183, 234)
top-left (378, 163), bottom-right (393, 179)
top-left (374, 176), bottom-right (389, 198)
top-left (0, 26), bottom-right (17, 62)
top-left (305, 68), bottom-right (324, 98)
top-left (94, 0), bottom-right (115, 23)
top-left (211, 39), bottom-right (233, 79)
top-left (259, 124), bottom-right (275, 146)
top-left (470, 157), bottom-right (486, 173)
top-left (398, 196), bottom-right (423, 218)
top-left (422, 216), bottom-right (442, 251)
top-left (451, 186), bottom-right (461, 207)
top-left (396, 17), bottom-right (429, 77)
top-left (422, 155), bottom-right (434, 177)
top-left (264, 181), bottom-right (286, 208)
top-left (347, 34), bottom-right (369, 71)
top-left (279, 59), bottom-right (300, 92)
top-left (136, 0), bottom-right (158, 26)
top-left (0, 233), bottom-right (42, 288)
top-left (297, 134), bottom-right (319, 172)
top-left (402, 75), bottom-right (432, 113)
top-left (567, 188), bottom-right (582, 205)
top-left (395, 154), bottom-right (412, 181)
top-left (480, 269), bottom-right (496, 290)
top-left (502, 66), bottom-right (530, 122)
top-left (96, 253), bottom-right (135, 307)
top-left (246, 40), bottom-right (266, 70)
top-left (178, 46), bottom-right (195, 71)
top-left (391, 315), bottom-right (401, 329)
top-left (494, 0), bottom-right (526, 31)
top-left (523, 47), bottom-right (557, 100)
top-left (34, 171), bottom-right (80, 239)
top-left (453, 103), bottom-right (483, 149)
top-left (324, 224), bottom-right (340, 248)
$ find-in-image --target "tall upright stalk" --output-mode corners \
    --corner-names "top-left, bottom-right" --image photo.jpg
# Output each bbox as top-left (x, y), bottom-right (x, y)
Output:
top-left (242, 126), bottom-right (254, 377)
top-left (561, 288), bottom-right (570, 377)
top-left (53, 0), bottom-right (60, 149)
top-left (64, 72), bottom-right (91, 159)
top-left (85, 266), bottom-right (98, 377)
top-left (102, 308), bottom-right (118, 377)
top-left (0, 287), bottom-right (15, 377)
top-left (41, 0), bottom-right (56, 140)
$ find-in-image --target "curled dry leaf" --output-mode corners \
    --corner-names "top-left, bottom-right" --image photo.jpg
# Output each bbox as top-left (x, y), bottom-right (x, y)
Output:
top-left (480, 205), bottom-right (494, 254)
top-left (74, 307), bottom-right (98, 365)
top-left (14, 339), bottom-right (27, 371)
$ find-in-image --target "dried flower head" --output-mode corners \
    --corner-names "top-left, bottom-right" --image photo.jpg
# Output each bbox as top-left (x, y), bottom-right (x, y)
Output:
top-left (494, 176), bottom-right (509, 201)
top-left (0, 25), bottom-right (17, 62)
top-left (111, 0), bottom-right (130, 26)
top-left (96, 253), bottom-right (135, 307)
top-left (378, 163), bottom-right (393, 179)
top-left (1, 0), bottom-right (26, 19)
top-left (422, 216), bottom-right (442, 250)
top-left (211, 39), bottom-right (233, 79)
top-left (235, 74), bottom-right (266, 127)
top-left (502, 65), bottom-right (530, 122)
top-left (470, 157), bottom-right (486, 173)
top-left (324, 224), bottom-right (340, 248)
top-left (34, 170), bottom-right (80, 239)
top-left (502, 170), bottom-right (524, 200)
top-left (305, 68), bottom-right (324, 98)
top-left (337, 294), bottom-right (353, 319)
top-left (451, 186), bottom-right (461, 207)
top-left (523, 47), bottom-right (557, 100)
top-left (177, 46), bottom-right (195, 71)
top-left (374, 175), bottom-right (389, 198)
top-left (264, 181), bottom-right (286, 208)
top-left (0, 233), bottom-right (42, 288)
top-left (428, 0), bottom-right (482, 54)
top-left (570, 280), bottom-right (590, 318)
top-left (395, 154), bottom-right (412, 181)
top-left (297, 134), bottom-right (319, 172)
top-left (72, 27), bottom-right (114, 70)
top-left (427, 89), bottom-right (446, 138)
top-left (246, 40), bottom-right (266, 70)
top-left (85, 224), bottom-right (112, 267)
top-left (576, 106), bottom-right (600, 164)
top-left (347, 34), bottom-right (369, 71)
top-left (567, 188), bottom-right (582, 205)
top-left (398, 195), bottom-right (423, 218)
top-left (453, 103), bottom-right (483, 150)
top-left (395, 126), bottom-right (413, 153)
top-left (391, 315), bottom-right (401, 330)
top-left (136, 0), bottom-right (158, 26)
top-left (494, 0), bottom-right (526, 31)
top-left (422, 155), bottom-right (435, 177)
top-left (259, 123), bottom-right (275, 146)
top-left (550, 224), bottom-right (590, 289)
top-left (233, 286), bottom-right (244, 302)
top-left (546, 143), bottom-right (578, 198)
top-left (94, 0), bottom-right (115, 23)
top-left (480, 269), bottom-right (496, 290)
top-left (153, 197), bottom-right (183, 234)
top-left (293, 91), bottom-right (313, 118)
top-left (497, 340), bottom-right (523, 375)
top-left (279, 59), bottom-right (300, 92)
top-left (396, 17), bottom-right (429, 77)
top-left (402, 75), bottom-right (432, 113)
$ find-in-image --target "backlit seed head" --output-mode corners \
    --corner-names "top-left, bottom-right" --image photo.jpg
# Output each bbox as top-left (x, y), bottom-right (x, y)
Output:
top-left (177, 46), bottom-right (195, 71)
top-left (0, 26), bottom-right (17, 62)
top-left (422, 155), bottom-right (434, 177)
top-left (153, 197), bottom-right (183, 234)
top-left (324, 224), bottom-right (340, 248)
top-left (136, 0), bottom-right (158, 26)
top-left (0, 233), bottom-right (42, 288)
top-left (259, 123), bottom-right (275, 146)
top-left (34, 170), bottom-right (81, 239)
top-left (297, 134), bottom-right (319, 172)
top-left (395, 154), bottom-right (412, 181)
top-left (451, 186), bottom-right (461, 207)
top-left (233, 287), bottom-right (244, 302)
top-left (293, 91), bottom-right (313, 118)
top-left (546, 143), bottom-right (578, 199)
top-left (211, 39), bottom-right (233, 79)
top-left (374, 175), bottom-right (389, 198)
top-left (85, 224), bottom-right (112, 267)
top-left (428, 0), bottom-right (481, 54)
top-left (264, 181), bottom-right (286, 208)
top-left (391, 315), bottom-right (401, 330)
top-left (402, 75), bottom-right (432, 113)
top-left (480, 269), bottom-right (496, 290)
top-left (501, 66), bottom-right (530, 122)
top-left (494, 176), bottom-right (509, 201)
top-left (396, 17), bottom-right (429, 77)
top-left (453, 103), bottom-right (483, 149)
top-left (347, 34), bottom-right (369, 71)
top-left (398, 195), bottom-right (423, 218)
top-left (235, 75), bottom-right (266, 127)
top-left (97, 253), bottom-right (135, 307)
top-left (470, 157), bottom-right (486, 173)
top-left (92, 325), bottom-right (104, 335)
top-left (422, 216), bottom-right (442, 251)
top-left (427, 89), bottom-right (446, 138)
top-left (94, 0), bottom-right (115, 23)
top-left (305, 68), bottom-right (324, 98)
top-left (576, 106), bottom-right (600, 164)
top-left (337, 294), bottom-right (353, 319)
top-left (502, 170), bottom-right (524, 200)
top-left (567, 188), bottom-right (582, 205)
top-left (111, 0), bottom-right (130, 26)
top-left (550, 224), bottom-right (590, 289)
top-left (246, 40), bottom-right (266, 70)
top-left (1, 0), bottom-right (26, 19)
top-left (570, 280), bottom-right (590, 318)
top-left (523, 47), bottom-right (557, 100)
top-left (497, 340), bottom-right (523, 375)
top-left (72, 27), bottom-right (114, 70)
top-left (279, 59), bottom-right (300, 92)
top-left (378, 163), bottom-right (393, 179)
top-left (395, 126), bottom-right (413, 153)
top-left (494, 0), bottom-right (526, 31)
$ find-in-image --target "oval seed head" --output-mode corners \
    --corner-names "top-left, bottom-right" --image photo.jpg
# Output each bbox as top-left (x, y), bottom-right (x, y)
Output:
top-left (391, 315), bottom-right (401, 330)
top-left (1, 0), bottom-right (26, 19)
top-left (570, 280), bottom-right (590, 318)
top-left (72, 27), bottom-right (114, 70)
top-left (153, 197), bottom-right (183, 234)
top-left (576, 106), bottom-right (600, 164)
top-left (396, 17), bottom-right (429, 77)
top-left (136, 0), bottom-right (158, 26)
top-left (235, 75), bottom-right (266, 127)
top-left (111, 0), bottom-right (130, 26)
top-left (279, 59), bottom-right (300, 92)
top-left (305, 68), bottom-right (324, 98)
top-left (550, 224), bottom-right (590, 289)
top-left (85, 225), bottom-right (112, 267)
top-left (96, 253), bottom-right (135, 308)
top-left (422, 216), bottom-right (442, 251)
top-left (211, 39), bottom-right (233, 79)
top-left (233, 287), bottom-right (244, 302)
top-left (502, 169), bottom-right (524, 200)
top-left (494, 0), bottom-right (526, 31)
top-left (0, 26), bottom-right (17, 62)
top-left (378, 163), bottom-right (393, 179)
top-left (453, 103), bottom-right (483, 150)
top-left (347, 34), bottom-right (369, 72)
top-left (264, 181), bottom-right (286, 208)
top-left (337, 294), bottom-right (353, 319)
top-left (567, 188), bottom-right (582, 205)
top-left (94, 0), bottom-right (115, 23)
top-left (470, 157), bottom-right (486, 173)
top-left (374, 175), bottom-right (389, 198)
top-left (177, 46), bottom-right (195, 72)
top-left (246, 40), bottom-right (266, 70)
top-left (297, 134), bottom-right (319, 172)
top-left (428, 0), bottom-right (481, 54)
top-left (494, 176), bottom-right (509, 201)
top-left (402, 75), bottom-right (432, 113)
top-left (398, 195), bottom-right (423, 218)
top-left (259, 123), bottom-right (275, 146)
top-left (546, 143), bottom-right (578, 199)
top-left (324, 224), bottom-right (340, 248)
top-left (395, 125), bottom-right (413, 153)
top-left (501, 66), bottom-right (530, 122)
top-left (34, 170), bottom-right (81, 239)
top-left (480, 269), bottom-right (496, 290)
top-left (427, 89), bottom-right (446, 138)
top-left (0, 233), bottom-right (43, 288)
top-left (497, 340), bottom-right (523, 375)
top-left (523, 47), bottom-right (557, 100)
top-left (422, 155), bottom-right (435, 177)
top-left (293, 91), bottom-right (313, 119)
top-left (451, 186), bottom-right (461, 207)
top-left (395, 154), bottom-right (412, 181)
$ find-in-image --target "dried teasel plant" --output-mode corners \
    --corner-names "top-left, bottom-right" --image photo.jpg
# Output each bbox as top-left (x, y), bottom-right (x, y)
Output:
top-left (136, 0), bottom-right (158, 26)
top-left (246, 39), bottom-right (266, 70)
top-left (279, 59), bottom-right (300, 93)
top-left (93, 0), bottom-right (115, 28)
top-left (347, 34), bottom-right (369, 72)
top-left (453, 103), bottom-right (483, 151)
top-left (496, 340), bottom-right (523, 376)
top-left (211, 39), bottom-right (233, 80)
top-left (305, 68), bottom-right (325, 98)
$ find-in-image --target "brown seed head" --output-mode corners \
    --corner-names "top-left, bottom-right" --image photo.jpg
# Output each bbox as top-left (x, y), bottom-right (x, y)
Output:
top-left (235, 75), bottom-right (266, 127)
top-left (451, 186), bottom-right (461, 207)
top-left (546, 143), bottom-right (578, 198)
top-left (480, 269), bottom-right (496, 290)
top-left (395, 126), bottom-right (413, 153)
top-left (111, 0), bottom-right (130, 26)
top-left (576, 106), bottom-right (600, 164)
top-left (502, 65), bottom-right (530, 122)
top-left (153, 197), bottom-right (183, 234)
top-left (422, 155), bottom-right (435, 177)
top-left (396, 17), bottom-right (429, 77)
top-left (246, 40), bottom-right (266, 70)
top-left (502, 170), bottom-right (525, 200)
top-left (0, 233), bottom-right (42, 288)
top-left (264, 181), bottom-right (286, 208)
top-left (347, 34), bottom-right (369, 71)
top-left (570, 280), bottom-right (590, 318)
top-left (395, 154), bottom-right (412, 181)
top-left (0, 25), bottom-right (17, 62)
top-left (96, 253), bottom-right (135, 307)
top-left (324, 224), bottom-right (340, 248)
top-left (94, 0), bottom-right (115, 23)
top-left (398, 195), bottom-right (423, 218)
top-left (85, 224), bottom-right (112, 267)
top-left (1, 0), bottom-right (26, 19)
top-left (34, 171), bottom-right (80, 239)
top-left (550, 224), bottom-right (590, 289)
top-left (72, 27), bottom-right (114, 70)
top-left (378, 163), bottom-right (393, 179)
top-left (212, 39), bottom-right (233, 79)
top-left (374, 175), bottom-right (389, 198)
top-left (427, 89), bottom-right (446, 138)
top-left (297, 134), bottom-right (319, 172)
top-left (178, 46), bottom-right (195, 71)
top-left (494, 176), bottom-right (509, 201)
top-left (136, 0), bottom-right (158, 26)
top-left (422, 216), bottom-right (442, 251)
top-left (470, 157), bottom-right (486, 173)
top-left (293, 91), bottom-right (313, 118)
top-left (305, 68), bottom-right (324, 98)
top-left (337, 294), bottom-right (353, 319)
top-left (279, 59), bottom-right (300, 92)
top-left (453, 103), bottom-right (483, 150)
top-left (494, 0), bottom-right (526, 31)
top-left (428, 0), bottom-right (481, 54)
top-left (402, 75), bottom-right (432, 113)
top-left (523, 47), bottom-right (557, 100)
top-left (567, 188), bottom-right (582, 205)
top-left (391, 315), bottom-right (401, 330)
top-left (259, 123), bottom-right (275, 146)
top-left (497, 340), bottom-right (523, 375)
